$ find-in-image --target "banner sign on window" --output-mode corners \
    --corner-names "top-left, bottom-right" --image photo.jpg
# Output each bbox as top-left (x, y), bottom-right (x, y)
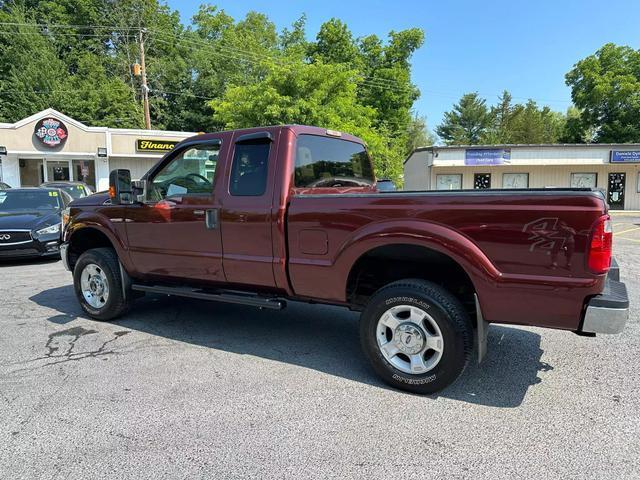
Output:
top-left (465, 148), bottom-right (510, 166)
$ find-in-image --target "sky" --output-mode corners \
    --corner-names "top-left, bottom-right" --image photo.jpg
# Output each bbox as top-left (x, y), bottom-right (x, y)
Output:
top-left (166, 0), bottom-right (640, 130)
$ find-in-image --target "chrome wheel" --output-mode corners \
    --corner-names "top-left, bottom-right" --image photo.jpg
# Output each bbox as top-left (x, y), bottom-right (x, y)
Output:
top-left (80, 263), bottom-right (110, 309)
top-left (376, 304), bottom-right (444, 375)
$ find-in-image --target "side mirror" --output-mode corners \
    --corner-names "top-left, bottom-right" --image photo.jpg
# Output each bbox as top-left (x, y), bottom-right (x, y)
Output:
top-left (108, 169), bottom-right (133, 204)
top-left (376, 179), bottom-right (397, 192)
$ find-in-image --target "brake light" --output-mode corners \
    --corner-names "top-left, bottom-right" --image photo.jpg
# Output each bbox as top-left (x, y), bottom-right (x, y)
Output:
top-left (588, 215), bottom-right (612, 274)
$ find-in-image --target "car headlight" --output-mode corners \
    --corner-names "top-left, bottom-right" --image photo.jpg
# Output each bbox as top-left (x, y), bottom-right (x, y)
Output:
top-left (36, 223), bottom-right (61, 235)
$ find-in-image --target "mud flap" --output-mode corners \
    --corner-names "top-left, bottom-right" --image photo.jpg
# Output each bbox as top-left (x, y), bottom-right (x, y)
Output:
top-left (119, 261), bottom-right (132, 301)
top-left (475, 294), bottom-right (490, 363)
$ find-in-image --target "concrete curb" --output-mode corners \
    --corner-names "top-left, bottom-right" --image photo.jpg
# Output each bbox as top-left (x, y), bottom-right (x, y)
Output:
top-left (610, 211), bottom-right (640, 216)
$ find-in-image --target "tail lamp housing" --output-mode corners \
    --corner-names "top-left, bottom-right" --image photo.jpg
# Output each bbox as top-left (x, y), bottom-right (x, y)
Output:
top-left (587, 215), bottom-right (612, 274)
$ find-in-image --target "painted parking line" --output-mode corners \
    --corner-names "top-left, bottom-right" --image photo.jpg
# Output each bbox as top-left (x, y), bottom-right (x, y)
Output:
top-left (616, 236), bottom-right (640, 244)
top-left (615, 226), bottom-right (640, 236)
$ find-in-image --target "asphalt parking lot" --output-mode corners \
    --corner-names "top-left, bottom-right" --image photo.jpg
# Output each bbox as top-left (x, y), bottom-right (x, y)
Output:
top-left (1, 215), bottom-right (639, 479)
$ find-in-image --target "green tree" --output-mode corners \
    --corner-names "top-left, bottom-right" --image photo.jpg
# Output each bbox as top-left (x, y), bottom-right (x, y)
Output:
top-left (356, 28), bottom-right (424, 135)
top-left (436, 93), bottom-right (493, 144)
top-left (405, 112), bottom-right (435, 154)
top-left (279, 14), bottom-right (308, 58)
top-left (483, 90), bottom-right (515, 143)
top-left (0, 9), bottom-right (70, 121)
top-left (566, 43), bottom-right (640, 142)
top-left (210, 60), bottom-right (407, 181)
top-left (64, 53), bottom-right (142, 127)
top-left (311, 18), bottom-right (359, 65)
top-left (559, 106), bottom-right (592, 143)
top-left (507, 100), bottom-right (565, 144)
top-left (0, 1), bottom-right (142, 126)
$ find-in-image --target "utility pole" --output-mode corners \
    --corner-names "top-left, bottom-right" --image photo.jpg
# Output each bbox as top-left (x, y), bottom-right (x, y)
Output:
top-left (139, 28), bottom-right (151, 129)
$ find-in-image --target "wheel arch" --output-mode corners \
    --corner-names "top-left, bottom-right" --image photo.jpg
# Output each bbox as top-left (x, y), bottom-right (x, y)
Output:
top-left (66, 224), bottom-right (124, 272)
top-left (338, 220), bottom-right (500, 320)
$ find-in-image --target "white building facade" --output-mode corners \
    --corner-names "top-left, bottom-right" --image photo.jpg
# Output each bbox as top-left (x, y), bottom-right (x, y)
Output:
top-left (0, 109), bottom-right (194, 191)
top-left (404, 144), bottom-right (640, 210)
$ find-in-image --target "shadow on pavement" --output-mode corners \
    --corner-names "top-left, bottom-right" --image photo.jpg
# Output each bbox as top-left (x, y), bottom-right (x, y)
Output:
top-left (0, 256), bottom-right (60, 267)
top-left (30, 285), bottom-right (551, 408)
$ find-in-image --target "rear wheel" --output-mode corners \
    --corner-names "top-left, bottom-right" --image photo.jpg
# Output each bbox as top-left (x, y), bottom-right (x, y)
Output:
top-left (73, 248), bottom-right (131, 321)
top-left (360, 279), bottom-right (473, 394)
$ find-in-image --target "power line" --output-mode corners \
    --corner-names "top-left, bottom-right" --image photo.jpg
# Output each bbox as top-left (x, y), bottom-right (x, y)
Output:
top-left (0, 30), bottom-right (137, 39)
top-left (152, 34), bottom-right (414, 95)
top-left (0, 20), bottom-right (421, 94)
top-left (0, 21), bottom-right (574, 106)
top-left (151, 29), bottom-right (414, 93)
top-left (0, 21), bottom-right (141, 31)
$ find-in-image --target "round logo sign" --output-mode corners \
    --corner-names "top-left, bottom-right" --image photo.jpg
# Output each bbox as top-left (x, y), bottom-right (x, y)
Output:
top-left (34, 117), bottom-right (68, 148)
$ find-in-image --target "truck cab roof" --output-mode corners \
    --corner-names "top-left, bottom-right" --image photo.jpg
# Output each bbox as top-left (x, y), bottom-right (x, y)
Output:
top-left (184, 125), bottom-right (365, 147)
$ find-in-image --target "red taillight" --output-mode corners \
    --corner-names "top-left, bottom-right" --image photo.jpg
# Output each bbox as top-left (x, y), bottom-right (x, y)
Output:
top-left (588, 215), bottom-right (612, 274)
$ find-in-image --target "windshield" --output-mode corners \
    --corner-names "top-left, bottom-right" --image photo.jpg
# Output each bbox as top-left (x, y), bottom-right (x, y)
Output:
top-left (0, 190), bottom-right (62, 211)
top-left (58, 185), bottom-right (86, 199)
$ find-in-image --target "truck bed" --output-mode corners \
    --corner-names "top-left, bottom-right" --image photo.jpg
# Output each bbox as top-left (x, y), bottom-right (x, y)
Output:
top-left (286, 188), bottom-right (608, 329)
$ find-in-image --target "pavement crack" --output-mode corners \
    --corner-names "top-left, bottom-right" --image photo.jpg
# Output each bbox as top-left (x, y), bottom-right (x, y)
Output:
top-left (44, 326), bottom-right (98, 359)
top-left (5, 329), bottom-right (131, 374)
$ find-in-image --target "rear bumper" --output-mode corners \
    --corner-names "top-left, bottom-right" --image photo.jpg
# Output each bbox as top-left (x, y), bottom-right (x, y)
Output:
top-left (581, 260), bottom-right (629, 335)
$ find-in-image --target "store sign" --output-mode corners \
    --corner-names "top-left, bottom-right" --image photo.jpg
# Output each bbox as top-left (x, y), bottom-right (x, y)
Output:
top-left (465, 148), bottom-right (510, 166)
top-left (610, 150), bottom-right (640, 163)
top-left (34, 118), bottom-right (68, 148)
top-left (136, 139), bottom-right (179, 153)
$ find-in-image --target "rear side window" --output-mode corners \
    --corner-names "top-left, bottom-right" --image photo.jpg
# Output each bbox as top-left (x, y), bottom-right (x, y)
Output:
top-left (294, 135), bottom-right (374, 188)
top-left (230, 140), bottom-right (270, 196)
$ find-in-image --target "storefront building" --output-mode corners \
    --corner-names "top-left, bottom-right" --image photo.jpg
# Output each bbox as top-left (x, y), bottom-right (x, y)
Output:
top-left (404, 143), bottom-right (640, 210)
top-left (0, 109), bottom-right (194, 191)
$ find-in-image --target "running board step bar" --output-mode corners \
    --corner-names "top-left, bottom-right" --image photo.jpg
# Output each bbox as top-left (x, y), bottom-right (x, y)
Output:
top-left (131, 284), bottom-right (286, 310)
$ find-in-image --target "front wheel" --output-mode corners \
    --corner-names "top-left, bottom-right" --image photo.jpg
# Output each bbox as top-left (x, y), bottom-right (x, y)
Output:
top-left (360, 279), bottom-right (473, 394)
top-left (73, 247), bottom-right (131, 321)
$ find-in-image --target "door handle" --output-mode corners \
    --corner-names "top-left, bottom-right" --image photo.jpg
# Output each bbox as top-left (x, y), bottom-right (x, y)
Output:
top-left (205, 209), bottom-right (219, 229)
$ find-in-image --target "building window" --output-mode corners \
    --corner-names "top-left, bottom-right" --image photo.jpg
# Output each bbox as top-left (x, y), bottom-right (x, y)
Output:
top-left (502, 173), bottom-right (529, 189)
top-left (474, 173), bottom-right (491, 189)
top-left (436, 174), bottom-right (462, 190)
top-left (637, 172), bottom-right (640, 193)
top-left (570, 172), bottom-right (597, 188)
top-left (73, 160), bottom-right (96, 189)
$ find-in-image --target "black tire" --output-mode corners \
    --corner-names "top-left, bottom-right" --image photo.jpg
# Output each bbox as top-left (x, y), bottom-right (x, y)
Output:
top-left (360, 279), bottom-right (473, 394)
top-left (73, 247), bottom-right (131, 321)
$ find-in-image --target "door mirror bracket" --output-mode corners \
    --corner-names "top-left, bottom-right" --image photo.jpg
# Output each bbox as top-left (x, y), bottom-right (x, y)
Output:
top-left (132, 179), bottom-right (147, 203)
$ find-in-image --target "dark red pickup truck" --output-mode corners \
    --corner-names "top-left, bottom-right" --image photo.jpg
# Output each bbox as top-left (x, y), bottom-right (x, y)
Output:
top-left (60, 125), bottom-right (629, 394)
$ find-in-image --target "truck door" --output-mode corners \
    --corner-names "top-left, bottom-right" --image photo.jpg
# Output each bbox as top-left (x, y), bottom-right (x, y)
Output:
top-left (219, 130), bottom-right (279, 288)
top-left (125, 136), bottom-right (228, 283)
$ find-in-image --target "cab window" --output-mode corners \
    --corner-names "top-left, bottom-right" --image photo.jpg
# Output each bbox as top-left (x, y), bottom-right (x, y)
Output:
top-left (148, 143), bottom-right (219, 201)
top-left (294, 135), bottom-right (374, 188)
top-left (229, 139), bottom-right (270, 196)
